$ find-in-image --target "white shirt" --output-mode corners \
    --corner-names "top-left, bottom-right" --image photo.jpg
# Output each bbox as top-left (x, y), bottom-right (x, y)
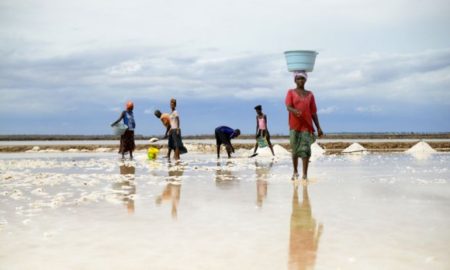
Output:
top-left (169, 110), bottom-right (179, 129)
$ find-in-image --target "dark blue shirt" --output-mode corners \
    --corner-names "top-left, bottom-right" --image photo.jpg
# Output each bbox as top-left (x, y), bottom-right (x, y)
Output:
top-left (216, 126), bottom-right (238, 139)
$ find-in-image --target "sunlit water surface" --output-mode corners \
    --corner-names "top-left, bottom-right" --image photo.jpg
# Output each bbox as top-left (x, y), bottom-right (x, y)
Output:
top-left (0, 151), bottom-right (449, 270)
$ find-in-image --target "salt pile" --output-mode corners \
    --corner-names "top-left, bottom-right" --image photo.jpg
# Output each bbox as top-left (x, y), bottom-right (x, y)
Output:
top-left (342, 143), bottom-right (367, 154)
top-left (405, 141), bottom-right (436, 153)
top-left (94, 147), bottom-right (111, 152)
top-left (184, 144), bottom-right (215, 153)
top-left (25, 146), bottom-right (40, 152)
top-left (247, 144), bottom-right (290, 157)
top-left (405, 141), bottom-right (436, 160)
top-left (311, 142), bottom-right (325, 155)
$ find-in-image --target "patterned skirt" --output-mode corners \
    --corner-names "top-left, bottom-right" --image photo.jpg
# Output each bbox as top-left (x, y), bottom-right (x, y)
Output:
top-left (289, 130), bottom-right (315, 158)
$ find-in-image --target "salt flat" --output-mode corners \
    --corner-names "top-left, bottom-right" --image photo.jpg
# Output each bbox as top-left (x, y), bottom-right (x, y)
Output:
top-left (0, 150), bottom-right (449, 270)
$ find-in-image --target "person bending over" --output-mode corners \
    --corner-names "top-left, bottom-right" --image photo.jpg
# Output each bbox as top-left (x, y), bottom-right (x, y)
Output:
top-left (215, 126), bottom-right (240, 158)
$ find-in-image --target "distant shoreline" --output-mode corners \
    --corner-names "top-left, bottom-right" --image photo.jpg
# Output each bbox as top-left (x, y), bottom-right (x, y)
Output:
top-left (1, 132), bottom-right (450, 141)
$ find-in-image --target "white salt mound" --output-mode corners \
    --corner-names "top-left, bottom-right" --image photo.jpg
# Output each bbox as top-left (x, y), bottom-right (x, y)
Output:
top-left (311, 142), bottom-right (325, 155)
top-left (26, 146), bottom-right (40, 152)
top-left (248, 144), bottom-right (290, 157)
top-left (405, 141), bottom-right (436, 153)
top-left (95, 147), bottom-right (110, 152)
top-left (342, 143), bottom-right (367, 153)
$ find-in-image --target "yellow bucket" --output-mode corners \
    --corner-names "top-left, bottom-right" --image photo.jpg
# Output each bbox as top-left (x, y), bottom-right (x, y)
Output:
top-left (147, 147), bottom-right (160, 160)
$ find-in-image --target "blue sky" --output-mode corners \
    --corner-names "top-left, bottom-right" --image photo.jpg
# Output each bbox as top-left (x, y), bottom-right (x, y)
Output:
top-left (1, 0), bottom-right (449, 136)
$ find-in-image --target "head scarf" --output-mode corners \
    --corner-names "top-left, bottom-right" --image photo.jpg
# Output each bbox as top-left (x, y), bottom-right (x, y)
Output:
top-left (293, 71), bottom-right (308, 81)
top-left (126, 101), bottom-right (134, 110)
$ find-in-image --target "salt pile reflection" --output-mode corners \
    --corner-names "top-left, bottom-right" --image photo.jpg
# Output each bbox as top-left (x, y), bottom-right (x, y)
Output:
top-left (0, 152), bottom-right (449, 269)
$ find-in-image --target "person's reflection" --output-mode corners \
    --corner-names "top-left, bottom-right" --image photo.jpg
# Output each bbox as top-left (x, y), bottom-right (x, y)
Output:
top-left (289, 183), bottom-right (323, 270)
top-left (114, 163), bottom-right (136, 214)
top-left (155, 162), bottom-right (185, 219)
top-left (215, 160), bottom-right (237, 189)
top-left (255, 160), bottom-right (273, 208)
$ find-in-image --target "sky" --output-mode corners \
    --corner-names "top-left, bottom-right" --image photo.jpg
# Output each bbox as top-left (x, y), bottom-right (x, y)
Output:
top-left (1, 0), bottom-right (449, 136)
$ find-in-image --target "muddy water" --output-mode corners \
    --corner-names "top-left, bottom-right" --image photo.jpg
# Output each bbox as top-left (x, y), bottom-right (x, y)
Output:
top-left (0, 152), bottom-right (449, 269)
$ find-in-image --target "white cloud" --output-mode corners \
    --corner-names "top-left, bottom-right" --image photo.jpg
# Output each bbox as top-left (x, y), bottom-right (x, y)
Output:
top-left (355, 105), bottom-right (382, 113)
top-left (1, 0), bottom-right (449, 134)
top-left (1, 0), bottom-right (449, 59)
top-left (107, 61), bottom-right (142, 76)
top-left (310, 49), bottom-right (450, 104)
top-left (318, 106), bottom-right (339, 114)
top-left (1, 47), bottom-right (449, 117)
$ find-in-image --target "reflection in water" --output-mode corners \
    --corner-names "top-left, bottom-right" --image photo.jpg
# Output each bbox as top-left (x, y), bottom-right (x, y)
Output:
top-left (255, 160), bottom-right (273, 207)
top-left (155, 162), bottom-right (185, 219)
top-left (409, 152), bottom-right (433, 161)
top-left (215, 161), bottom-right (238, 189)
top-left (289, 184), bottom-right (323, 270)
top-left (113, 163), bottom-right (136, 214)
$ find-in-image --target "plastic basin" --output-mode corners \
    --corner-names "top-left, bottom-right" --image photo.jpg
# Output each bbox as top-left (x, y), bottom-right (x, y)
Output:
top-left (112, 123), bottom-right (128, 136)
top-left (284, 50), bottom-right (318, 72)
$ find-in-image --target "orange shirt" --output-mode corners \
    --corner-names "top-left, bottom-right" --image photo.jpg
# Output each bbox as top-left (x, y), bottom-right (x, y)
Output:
top-left (285, 89), bottom-right (317, 132)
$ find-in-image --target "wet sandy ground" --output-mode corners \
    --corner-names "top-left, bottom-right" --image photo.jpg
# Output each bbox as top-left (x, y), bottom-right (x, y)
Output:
top-left (0, 150), bottom-right (449, 269)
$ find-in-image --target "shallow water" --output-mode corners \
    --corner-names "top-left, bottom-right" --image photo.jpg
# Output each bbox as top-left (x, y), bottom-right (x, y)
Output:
top-left (0, 151), bottom-right (449, 269)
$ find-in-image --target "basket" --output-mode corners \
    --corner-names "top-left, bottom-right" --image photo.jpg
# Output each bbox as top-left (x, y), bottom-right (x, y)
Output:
top-left (284, 50), bottom-right (318, 72)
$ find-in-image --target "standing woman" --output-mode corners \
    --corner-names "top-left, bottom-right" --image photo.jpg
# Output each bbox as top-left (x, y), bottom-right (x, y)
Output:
top-left (168, 98), bottom-right (187, 160)
top-left (285, 71), bottom-right (323, 180)
top-left (252, 105), bottom-right (275, 156)
top-left (111, 101), bottom-right (136, 160)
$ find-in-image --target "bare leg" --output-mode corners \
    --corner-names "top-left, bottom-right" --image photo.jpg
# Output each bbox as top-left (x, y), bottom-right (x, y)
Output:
top-left (253, 143), bottom-right (258, 154)
top-left (167, 149), bottom-right (172, 160)
top-left (226, 145), bottom-right (232, 158)
top-left (175, 148), bottom-right (180, 160)
top-left (292, 155), bottom-right (299, 180)
top-left (130, 151), bottom-right (133, 160)
top-left (302, 157), bottom-right (310, 179)
top-left (266, 133), bottom-right (275, 156)
top-left (216, 145), bottom-right (220, 158)
top-left (268, 143), bottom-right (275, 156)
